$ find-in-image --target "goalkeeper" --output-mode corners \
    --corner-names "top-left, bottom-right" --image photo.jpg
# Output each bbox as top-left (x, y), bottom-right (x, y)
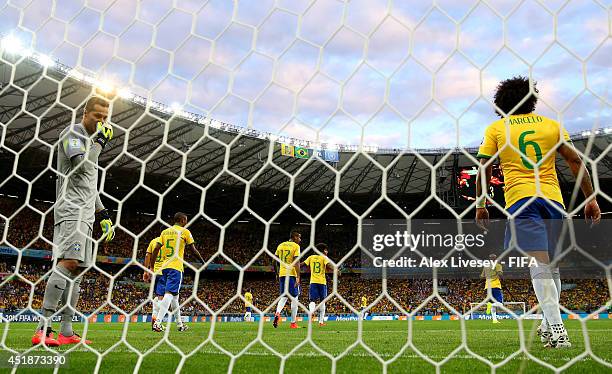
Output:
top-left (32, 97), bottom-right (115, 347)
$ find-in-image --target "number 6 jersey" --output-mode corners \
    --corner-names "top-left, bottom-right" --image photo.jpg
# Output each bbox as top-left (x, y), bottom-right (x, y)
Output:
top-left (477, 113), bottom-right (570, 209)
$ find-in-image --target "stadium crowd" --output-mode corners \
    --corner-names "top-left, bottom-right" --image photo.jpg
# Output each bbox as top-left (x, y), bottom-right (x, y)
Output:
top-left (1, 197), bottom-right (609, 317)
top-left (0, 259), bottom-right (608, 316)
top-left (1, 197), bottom-right (358, 267)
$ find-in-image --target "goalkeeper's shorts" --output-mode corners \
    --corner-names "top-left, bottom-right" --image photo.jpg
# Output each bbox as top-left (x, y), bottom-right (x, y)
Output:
top-left (504, 197), bottom-right (564, 256)
top-left (53, 220), bottom-right (94, 267)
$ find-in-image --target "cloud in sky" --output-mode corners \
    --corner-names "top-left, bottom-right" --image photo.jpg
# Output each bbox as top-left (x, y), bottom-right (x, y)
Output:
top-left (2, 0), bottom-right (610, 149)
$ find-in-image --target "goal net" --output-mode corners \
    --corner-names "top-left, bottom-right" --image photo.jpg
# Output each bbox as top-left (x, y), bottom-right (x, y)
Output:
top-left (0, 0), bottom-right (610, 373)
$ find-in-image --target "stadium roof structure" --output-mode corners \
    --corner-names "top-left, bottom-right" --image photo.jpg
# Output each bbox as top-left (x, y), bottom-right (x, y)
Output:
top-left (1, 51), bottom-right (612, 201)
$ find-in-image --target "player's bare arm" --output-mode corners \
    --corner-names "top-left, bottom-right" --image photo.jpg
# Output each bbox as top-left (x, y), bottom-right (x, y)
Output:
top-left (294, 260), bottom-right (300, 284)
top-left (143, 252), bottom-right (152, 282)
top-left (187, 243), bottom-right (205, 268)
top-left (475, 158), bottom-right (493, 230)
top-left (149, 242), bottom-right (162, 272)
top-left (558, 143), bottom-right (601, 225)
top-left (273, 254), bottom-right (280, 279)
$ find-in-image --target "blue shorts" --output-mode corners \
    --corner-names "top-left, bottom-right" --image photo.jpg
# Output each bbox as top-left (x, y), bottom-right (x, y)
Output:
top-left (153, 276), bottom-right (164, 296)
top-left (279, 276), bottom-right (298, 297)
top-left (309, 284), bottom-right (327, 302)
top-left (246, 307), bottom-right (252, 312)
top-left (491, 288), bottom-right (504, 303)
top-left (504, 197), bottom-right (564, 256)
top-left (155, 268), bottom-right (183, 295)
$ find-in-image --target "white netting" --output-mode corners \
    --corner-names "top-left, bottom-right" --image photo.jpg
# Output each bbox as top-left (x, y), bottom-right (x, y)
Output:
top-left (0, 0), bottom-right (611, 373)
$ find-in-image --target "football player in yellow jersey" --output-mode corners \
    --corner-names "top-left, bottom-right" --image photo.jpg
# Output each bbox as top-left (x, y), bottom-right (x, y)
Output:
top-left (244, 289), bottom-right (254, 322)
top-left (147, 212), bottom-right (205, 332)
top-left (476, 77), bottom-right (601, 348)
top-left (273, 231), bottom-right (301, 329)
top-left (481, 254), bottom-right (503, 323)
top-left (304, 243), bottom-right (331, 327)
top-left (144, 236), bottom-right (164, 330)
top-left (361, 296), bottom-right (368, 319)
top-left (144, 234), bottom-right (187, 332)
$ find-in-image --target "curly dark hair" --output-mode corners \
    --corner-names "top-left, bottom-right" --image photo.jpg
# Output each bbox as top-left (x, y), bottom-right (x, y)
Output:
top-left (493, 76), bottom-right (538, 117)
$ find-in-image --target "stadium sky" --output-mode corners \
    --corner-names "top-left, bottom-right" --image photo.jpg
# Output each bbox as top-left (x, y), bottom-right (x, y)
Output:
top-left (1, 0), bottom-right (610, 149)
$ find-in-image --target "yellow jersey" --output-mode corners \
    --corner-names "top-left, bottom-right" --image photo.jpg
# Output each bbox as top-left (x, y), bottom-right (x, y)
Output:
top-left (477, 113), bottom-right (570, 208)
top-left (304, 255), bottom-right (329, 285)
top-left (146, 237), bottom-right (163, 273)
top-left (482, 263), bottom-right (503, 290)
top-left (275, 241), bottom-right (300, 277)
top-left (156, 225), bottom-right (195, 272)
top-left (361, 296), bottom-right (367, 308)
top-left (245, 292), bottom-right (253, 307)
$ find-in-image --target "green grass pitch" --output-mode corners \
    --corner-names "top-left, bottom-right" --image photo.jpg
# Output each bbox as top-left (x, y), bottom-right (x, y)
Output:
top-left (1, 319), bottom-right (610, 373)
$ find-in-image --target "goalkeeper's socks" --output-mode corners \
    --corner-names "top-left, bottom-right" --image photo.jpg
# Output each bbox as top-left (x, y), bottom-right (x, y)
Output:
top-left (155, 294), bottom-right (173, 323)
top-left (290, 298), bottom-right (298, 323)
top-left (276, 296), bottom-right (288, 314)
top-left (60, 276), bottom-right (82, 337)
top-left (36, 265), bottom-right (72, 331)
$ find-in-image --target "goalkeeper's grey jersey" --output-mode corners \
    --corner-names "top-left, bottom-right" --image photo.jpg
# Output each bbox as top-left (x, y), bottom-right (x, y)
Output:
top-left (54, 123), bottom-right (98, 226)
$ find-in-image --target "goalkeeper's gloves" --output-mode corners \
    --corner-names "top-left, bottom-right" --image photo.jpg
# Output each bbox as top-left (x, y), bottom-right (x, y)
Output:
top-left (99, 209), bottom-right (115, 242)
top-left (95, 121), bottom-right (113, 149)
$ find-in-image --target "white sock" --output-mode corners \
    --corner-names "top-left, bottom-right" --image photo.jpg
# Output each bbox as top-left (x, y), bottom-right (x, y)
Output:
top-left (171, 295), bottom-right (182, 325)
top-left (539, 267), bottom-right (562, 333)
top-left (540, 267), bottom-right (561, 332)
top-left (309, 302), bottom-right (316, 315)
top-left (247, 312), bottom-right (252, 321)
top-left (152, 297), bottom-right (159, 320)
top-left (155, 294), bottom-right (173, 324)
top-left (531, 264), bottom-right (565, 339)
top-left (319, 303), bottom-right (325, 323)
top-left (290, 298), bottom-right (298, 323)
top-left (276, 296), bottom-right (288, 314)
top-left (491, 305), bottom-right (497, 321)
top-left (552, 267), bottom-right (562, 309)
